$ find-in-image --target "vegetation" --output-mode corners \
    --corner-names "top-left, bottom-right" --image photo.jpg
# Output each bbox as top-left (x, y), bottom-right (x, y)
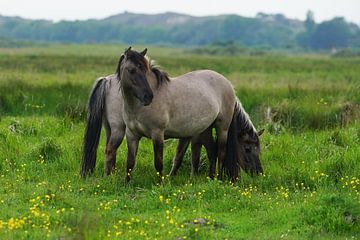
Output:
top-left (297, 11), bottom-right (359, 50)
top-left (1, 11), bottom-right (359, 50)
top-left (0, 44), bottom-right (359, 239)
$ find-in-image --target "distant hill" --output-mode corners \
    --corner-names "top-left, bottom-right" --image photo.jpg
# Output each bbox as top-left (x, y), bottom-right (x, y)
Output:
top-left (103, 11), bottom-right (197, 27)
top-left (0, 11), bottom-right (359, 49)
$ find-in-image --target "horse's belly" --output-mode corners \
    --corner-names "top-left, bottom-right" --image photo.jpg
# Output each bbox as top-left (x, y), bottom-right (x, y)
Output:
top-left (165, 113), bottom-right (217, 138)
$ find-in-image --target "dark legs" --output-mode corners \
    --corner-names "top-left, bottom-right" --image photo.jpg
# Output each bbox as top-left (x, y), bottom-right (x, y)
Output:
top-left (125, 132), bottom-right (140, 183)
top-left (191, 140), bottom-right (202, 176)
top-left (105, 127), bottom-right (125, 175)
top-left (200, 130), bottom-right (217, 179)
top-left (124, 126), bottom-right (226, 182)
top-left (216, 129), bottom-right (228, 180)
top-left (169, 138), bottom-right (191, 177)
top-left (169, 127), bottom-right (218, 179)
top-left (153, 137), bottom-right (164, 182)
top-left (192, 128), bottom-right (218, 179)
top-left (151, 131), bottom-right (165, 183)
top-left (125, 130), bottom-right (165, 184)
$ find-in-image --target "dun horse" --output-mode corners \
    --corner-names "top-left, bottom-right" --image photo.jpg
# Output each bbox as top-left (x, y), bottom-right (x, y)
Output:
top-left (81, 47), bottom-right (263, 181)
top-left (80, 73), bottom-right (219, 177)
top-left (116, 47), bottom-right (262, 182)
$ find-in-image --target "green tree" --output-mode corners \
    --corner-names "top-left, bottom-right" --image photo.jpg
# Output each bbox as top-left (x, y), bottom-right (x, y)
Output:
top-left (305, 10), bottom-right (315, 33)
top-left (296, 10), bottom-right (316, 49)
top-left (310, 18), bottom-right (351, 49)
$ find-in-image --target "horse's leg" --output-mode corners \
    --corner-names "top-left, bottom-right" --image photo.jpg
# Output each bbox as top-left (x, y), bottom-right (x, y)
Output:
top-left (104, 120), bottom-right (112, 173)
top-left (105, 123), bottom-right (125, 175)
top-left (152, 132), bottom-right (164, 182)
top-left (169, 138), bottom-right (191, 177)
top-left (190, 138), bottom-right (202, 177)
top-left (125, 131), bottom-right (140, 183)
top-left (215, 127), bottom-right (228, 180)
top-left (200, 129), bottom-right (217, 179)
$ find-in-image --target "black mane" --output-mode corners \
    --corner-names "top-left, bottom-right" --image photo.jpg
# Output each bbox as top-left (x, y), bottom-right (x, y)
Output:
top-left (150, 65), bottom-right (170, 88)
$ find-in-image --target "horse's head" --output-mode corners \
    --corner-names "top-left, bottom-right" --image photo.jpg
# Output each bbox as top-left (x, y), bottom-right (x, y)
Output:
top-left (116, 47), bottom-right (153, 106)
top-left (239, 128), bottom-right (264, 175)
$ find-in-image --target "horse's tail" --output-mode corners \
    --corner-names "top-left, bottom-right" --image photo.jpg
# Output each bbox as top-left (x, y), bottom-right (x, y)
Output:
top-left (223, 101), bottom-right (243, 182)
top-left (81, 77), bottom-right (107, 177)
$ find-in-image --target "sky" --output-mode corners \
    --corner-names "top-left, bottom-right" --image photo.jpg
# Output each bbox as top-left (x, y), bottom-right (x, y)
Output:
top-left (0, 0), bottom-right (359, 24)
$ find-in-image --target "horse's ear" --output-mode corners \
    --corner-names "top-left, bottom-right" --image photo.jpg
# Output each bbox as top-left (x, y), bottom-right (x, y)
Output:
top-left (258, 129), bottom-right (265, 137)
top-left (116, 54), bottom-right (125, 79)
top-left (140, 48), bottom-right (147, 56)
top-left (125, 46), bottom-right (132, 55)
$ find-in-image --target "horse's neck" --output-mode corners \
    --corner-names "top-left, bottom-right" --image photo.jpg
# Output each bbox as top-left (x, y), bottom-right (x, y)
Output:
top-left (146, 70), bottom-right (160, 90)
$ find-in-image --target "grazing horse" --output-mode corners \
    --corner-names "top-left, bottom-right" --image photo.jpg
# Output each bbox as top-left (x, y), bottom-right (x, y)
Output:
top-left (80, 73), bottom-right (263, 178)
top-left (171, 104), bottom-right (264, 178)
top-left (116, 47), bottom-right (262, 182)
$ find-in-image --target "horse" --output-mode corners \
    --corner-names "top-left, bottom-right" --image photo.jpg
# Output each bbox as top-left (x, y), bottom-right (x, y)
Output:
top-left (115, 47), bottom-right (263, 182)
top-left (80, 73), bottom-right (216, 177)
top-left (80, 73), bottom-right (263, 179)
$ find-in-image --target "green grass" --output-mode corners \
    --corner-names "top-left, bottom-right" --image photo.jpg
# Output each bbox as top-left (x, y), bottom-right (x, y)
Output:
top-left (0, 44), bottom-right (359, 239)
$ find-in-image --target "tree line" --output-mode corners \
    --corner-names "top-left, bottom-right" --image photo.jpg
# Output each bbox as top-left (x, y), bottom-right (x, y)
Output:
top-left (0, 11), bottom-right (359, 50)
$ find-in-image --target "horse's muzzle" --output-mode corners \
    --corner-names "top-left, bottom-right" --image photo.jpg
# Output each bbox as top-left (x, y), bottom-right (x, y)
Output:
top-left (141, 92), bottom-right (153, 106)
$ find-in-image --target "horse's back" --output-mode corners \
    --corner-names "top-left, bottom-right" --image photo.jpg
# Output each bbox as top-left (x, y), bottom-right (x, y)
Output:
top-left (163, 70), bottom-right (235, 138)
top-left (172, 69), bottom-right (235, 100)
top-left (171, 69), bottom-right (236, 115)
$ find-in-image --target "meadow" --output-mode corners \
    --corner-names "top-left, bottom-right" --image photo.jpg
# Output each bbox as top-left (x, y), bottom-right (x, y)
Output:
top-left (0, 44), bottom-right (359, 239)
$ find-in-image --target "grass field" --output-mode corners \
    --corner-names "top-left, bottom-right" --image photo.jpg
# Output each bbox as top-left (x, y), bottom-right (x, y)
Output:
top-left (0, 44), bottom-right (359, 239)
